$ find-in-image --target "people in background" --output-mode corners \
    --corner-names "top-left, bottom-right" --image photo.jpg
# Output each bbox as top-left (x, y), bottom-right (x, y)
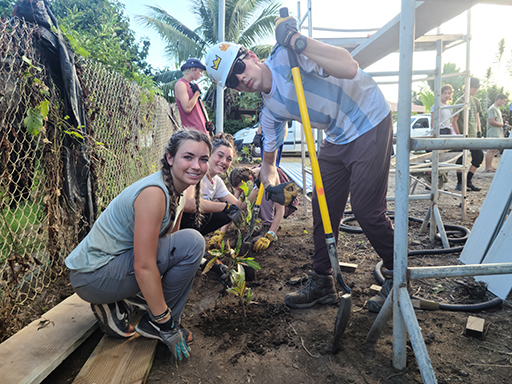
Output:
top-left (484, 93), bottom-right (508, 172)
top-left (452, 77), bottom-right (483, 192)
top-left (430, 84), bottom-right (454, 135)
top-left (175, 58), bottom-right (208, 134)
top-left (229, 165), bottom-right (298, 252)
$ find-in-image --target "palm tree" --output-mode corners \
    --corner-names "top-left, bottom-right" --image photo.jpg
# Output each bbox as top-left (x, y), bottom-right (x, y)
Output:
top-left (135, 0), bottom-right (281, 70)
top-left (136, 0), bottom-right (281, 123)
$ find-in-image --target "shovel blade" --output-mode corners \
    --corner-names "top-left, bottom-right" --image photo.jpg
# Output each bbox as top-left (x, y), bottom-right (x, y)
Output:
top-left (243, 206), bottom-right (260, 242)
top-left (332, 293), bottom-right (352, 352)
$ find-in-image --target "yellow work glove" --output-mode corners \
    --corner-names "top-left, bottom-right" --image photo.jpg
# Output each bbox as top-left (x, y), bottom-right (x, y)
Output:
top-left (275, 15), bottom-right (298, 48)
top-left (253, 231), bottom-right (275, 252)
top-left (207, 230), bottom-right (225, 249)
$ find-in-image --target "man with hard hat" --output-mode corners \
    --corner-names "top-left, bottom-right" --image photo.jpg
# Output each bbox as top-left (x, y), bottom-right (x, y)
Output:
top-left (175, 58), bottom-right (209, 134)
top-left (205, 15), bottom-right (394, 313)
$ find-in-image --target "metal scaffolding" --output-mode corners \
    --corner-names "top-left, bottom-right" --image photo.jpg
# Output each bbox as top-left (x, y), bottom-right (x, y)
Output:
top-left (367, 2), bottom-right (512, 383)
top-left (290, 3), bottom-right (512, 380)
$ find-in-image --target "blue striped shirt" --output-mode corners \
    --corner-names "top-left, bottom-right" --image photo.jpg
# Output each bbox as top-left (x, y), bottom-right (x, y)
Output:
top-left (260, 46), bottom-right (390, 152)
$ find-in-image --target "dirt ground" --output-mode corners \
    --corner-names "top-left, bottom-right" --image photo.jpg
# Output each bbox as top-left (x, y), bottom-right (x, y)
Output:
top-left (145, 154), bottom-right (512, 384)
top-left (21, 154), bottom-right (512, 383)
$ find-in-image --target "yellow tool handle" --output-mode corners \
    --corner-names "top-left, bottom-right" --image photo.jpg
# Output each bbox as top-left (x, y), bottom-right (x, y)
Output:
top-left (290, 67), bottom-right (333, 236)
top-left (255, 181), bottom-right (265, 206)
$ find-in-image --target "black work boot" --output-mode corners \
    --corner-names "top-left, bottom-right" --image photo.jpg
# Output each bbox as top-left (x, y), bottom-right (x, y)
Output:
top-left (367, 279), bottom-right (393, 313)
top-left (455, 172), bottom-right (463, 191)
top-left (466, 171), bottom-right (481, 191)
top-left (284, 271), bottom-right (338, 309)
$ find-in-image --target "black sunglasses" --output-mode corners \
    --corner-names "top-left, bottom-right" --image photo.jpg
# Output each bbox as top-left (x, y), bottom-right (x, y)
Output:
top-left (226, 52), bottom-right (248, 89)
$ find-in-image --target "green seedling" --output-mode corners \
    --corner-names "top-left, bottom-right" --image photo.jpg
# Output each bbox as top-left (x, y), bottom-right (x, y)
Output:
top-left (205, 231), bottom-right (261, 273)
top-left (227, 264), bottom-right (252, 317)
top-left (204, 231), bottom-right (261, 315)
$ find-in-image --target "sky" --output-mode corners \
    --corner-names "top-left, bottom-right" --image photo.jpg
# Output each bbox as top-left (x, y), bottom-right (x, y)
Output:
top-left (120, 1), bottom-right (512, 102)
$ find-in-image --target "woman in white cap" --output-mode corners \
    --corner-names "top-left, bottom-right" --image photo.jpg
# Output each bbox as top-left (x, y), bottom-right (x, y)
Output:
top-left (175, 58), bottom-right (209, 134)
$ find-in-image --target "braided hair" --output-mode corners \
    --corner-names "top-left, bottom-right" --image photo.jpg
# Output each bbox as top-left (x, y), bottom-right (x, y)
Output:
top-left (229, 166), bottom-right (256, 189)
top-left (160, 129), bottom-right (212, 235)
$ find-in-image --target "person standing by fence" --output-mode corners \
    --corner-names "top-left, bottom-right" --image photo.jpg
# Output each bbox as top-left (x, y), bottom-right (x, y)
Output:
top-left (65, 130), bottom-right (212, 361)
top-left (175, 58), bottom-right (209, 134)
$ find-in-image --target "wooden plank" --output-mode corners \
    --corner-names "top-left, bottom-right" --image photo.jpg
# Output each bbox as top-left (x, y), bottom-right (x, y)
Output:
top-left (476, 212), bottom-right (512, 300)
top-left (339, 262), bottom-right (358, 273)
top-left (460, 150), bottom-right (512, 265)
top-left (72, 334), bottom-right (158, 384)
top-left (465, 316), bottom-right (485, 338)
top-left (0, 293), bottom-right (97, 384)
top-left (369, 284), bottom-right (382, 296)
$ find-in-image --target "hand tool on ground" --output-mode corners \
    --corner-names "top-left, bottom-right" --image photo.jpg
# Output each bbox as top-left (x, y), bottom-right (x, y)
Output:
top-left (279, 7), bottom-right (352, 352)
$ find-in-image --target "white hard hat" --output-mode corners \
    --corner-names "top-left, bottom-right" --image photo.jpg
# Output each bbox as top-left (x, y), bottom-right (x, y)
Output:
top-left (205, 42), bottom-right (243, 88)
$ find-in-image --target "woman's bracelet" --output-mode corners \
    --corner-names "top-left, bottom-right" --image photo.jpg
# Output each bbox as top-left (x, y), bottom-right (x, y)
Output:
top-left (153, 307), bottom-right (171, 321)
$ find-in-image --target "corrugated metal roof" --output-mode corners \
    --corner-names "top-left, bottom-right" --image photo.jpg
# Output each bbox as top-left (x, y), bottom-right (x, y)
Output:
top-left (279, 162), bottom-right (313, 194)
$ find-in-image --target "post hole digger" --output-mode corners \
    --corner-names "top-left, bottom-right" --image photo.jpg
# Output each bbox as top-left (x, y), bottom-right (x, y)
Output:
top-left (278, 7), bottom-right (352, 351)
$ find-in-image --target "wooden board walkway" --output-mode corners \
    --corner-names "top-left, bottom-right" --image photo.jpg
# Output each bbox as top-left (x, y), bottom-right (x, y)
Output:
top-left (72, 333), bottom-right (157, 384)
top-left (0, 294), bottom-right (97, 384)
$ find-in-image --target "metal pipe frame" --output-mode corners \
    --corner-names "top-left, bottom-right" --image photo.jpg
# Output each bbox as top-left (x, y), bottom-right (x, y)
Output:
top-left (409, 263), bottom-right (512, 280)
top-left (215, 0), bottom-right (225, 133)
top-left (294, 1), bottom-right (510, 382)
top-left (412, 137), bottom-right (512, 151)
top-left (367, 70), bottom-right (435, 77)
top-left (392, 0), bottom-right (415, 372)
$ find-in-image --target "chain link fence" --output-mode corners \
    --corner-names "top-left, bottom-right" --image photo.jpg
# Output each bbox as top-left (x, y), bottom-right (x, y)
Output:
top-left (0, 18), bottom-right (178, 340)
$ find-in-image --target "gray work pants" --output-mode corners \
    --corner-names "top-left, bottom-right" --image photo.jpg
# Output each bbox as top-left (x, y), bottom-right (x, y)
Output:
top-left (70, 228), bottom-right (204, 320)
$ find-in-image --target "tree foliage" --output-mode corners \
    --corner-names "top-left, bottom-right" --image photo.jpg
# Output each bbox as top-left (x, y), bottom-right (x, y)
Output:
top-left (49, 0), bottom-right (154, 86)
top-left (135, 0), bottom-right (281, 68)
top-left (0, 0), bottom-right (14, 19)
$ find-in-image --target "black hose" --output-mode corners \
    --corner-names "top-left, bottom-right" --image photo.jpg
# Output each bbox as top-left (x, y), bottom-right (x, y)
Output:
top-left (340, 213), bottom-right (470, 243)
top-left (339, 211), bottom-right (501, 312)
top-left (373, 260), bottom-right (503, 312)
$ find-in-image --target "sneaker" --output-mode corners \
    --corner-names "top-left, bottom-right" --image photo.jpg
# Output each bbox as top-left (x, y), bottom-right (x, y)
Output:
top-left (91, 302), bottom-right (135, 338)
top-left (135, 312), bottom-right (194, 345)
top-left (284, 271), bottom-right (338, 309)
top-left (123, 293), bottom-right (149, 313)
top-left (367, 279), bottom-right (393, 313)
top-left (135, 311), bottom-right (163, 340)
top-left (467, 181), bottom-right (481, 191)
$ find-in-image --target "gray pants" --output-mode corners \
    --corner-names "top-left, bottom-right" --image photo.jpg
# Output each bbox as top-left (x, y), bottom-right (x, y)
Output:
top-left (70, 228), bottom-right (204, 320)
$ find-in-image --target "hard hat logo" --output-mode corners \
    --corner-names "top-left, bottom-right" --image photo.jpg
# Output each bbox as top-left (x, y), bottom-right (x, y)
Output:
top-left (205, 41), bottom-right (243, 88)
top-left (211, 55), bottom-right (222, 71)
